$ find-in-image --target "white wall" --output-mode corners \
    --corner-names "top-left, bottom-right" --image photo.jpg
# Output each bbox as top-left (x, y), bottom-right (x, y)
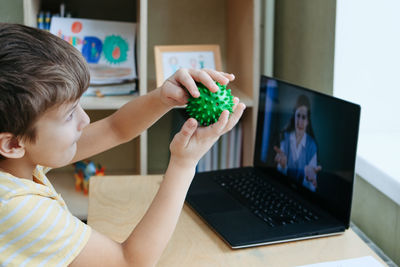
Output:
top-left (334, 0), bottom-right (400, 133)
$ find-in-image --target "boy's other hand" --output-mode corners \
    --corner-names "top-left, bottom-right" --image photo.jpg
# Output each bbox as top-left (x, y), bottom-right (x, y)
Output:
top-left (159, 68), bottom-right (235, 108)
top-left (169, 96), bottom-right (245, 169)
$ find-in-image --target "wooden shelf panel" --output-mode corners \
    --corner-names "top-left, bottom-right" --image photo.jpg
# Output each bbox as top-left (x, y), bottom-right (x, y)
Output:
top-left (48, 172), bottom-right (89, 220)
top-left (80, 94), bottom-right (138, 110)
top-left (230, 85), bottom-right (254, 108)
top-left (48, 170), bottom-right (137, 220)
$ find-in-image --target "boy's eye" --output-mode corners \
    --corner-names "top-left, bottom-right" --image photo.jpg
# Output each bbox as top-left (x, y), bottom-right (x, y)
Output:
top-left (66, 112), bottom-right (74, 122)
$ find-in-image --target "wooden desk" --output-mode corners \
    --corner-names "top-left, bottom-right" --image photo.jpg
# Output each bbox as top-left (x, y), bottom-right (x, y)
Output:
top-left (88, 175), bottom-right (386, 267)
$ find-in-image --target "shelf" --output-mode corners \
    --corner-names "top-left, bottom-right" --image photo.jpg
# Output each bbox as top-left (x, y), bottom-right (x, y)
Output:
top-left (48, 170), bottom-right (137, 220)
top-left (230, 85), bottom-right (254, 108)
top-left (48, 171), bottom-right (89, 220)
top-left (80, 94), bottom-right (138, 110)
top-left (78, 82), bottom-right (139, 110)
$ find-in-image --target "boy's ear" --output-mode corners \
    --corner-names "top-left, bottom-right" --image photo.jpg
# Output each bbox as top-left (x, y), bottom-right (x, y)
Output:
top-left (0, 133), bottom-right (25, 159)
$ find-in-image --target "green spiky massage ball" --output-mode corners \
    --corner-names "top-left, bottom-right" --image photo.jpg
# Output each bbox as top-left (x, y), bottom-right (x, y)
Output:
top-left (186, 82), bottom-right (234, 126)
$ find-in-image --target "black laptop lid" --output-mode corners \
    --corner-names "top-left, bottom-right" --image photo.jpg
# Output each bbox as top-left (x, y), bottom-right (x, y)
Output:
top-left (254, 76), bottom-right (361, 226)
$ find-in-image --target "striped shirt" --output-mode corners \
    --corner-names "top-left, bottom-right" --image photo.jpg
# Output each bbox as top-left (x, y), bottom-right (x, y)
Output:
top-left (0, 166), bottom-right (91, 266)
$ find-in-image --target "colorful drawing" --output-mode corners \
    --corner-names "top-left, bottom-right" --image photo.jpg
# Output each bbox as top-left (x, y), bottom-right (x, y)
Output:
top-left (190, 58), bottom-right (197, 69)
top-left (50, 17), bottom-right (137, 84)
top-left (169, 56), bottom-right (180, 74)
top-left (71, 21), bottom-right (82, 33)
top-left (198, 54), bottom-right (205, 69)
top-left (154, 45), bottom-right (221, 87)
top-left (162, 51), bottom-right (215, 81)
top-left (82, 37), bottom-right (102, 63)
top-left (103, 35), bottom-right (129, 64)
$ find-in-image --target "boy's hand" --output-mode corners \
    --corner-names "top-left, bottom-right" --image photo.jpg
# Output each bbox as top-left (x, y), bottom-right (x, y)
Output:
top-left (169, 97), bottom-right (245, 169)
top-left (159, 68), bottom-right (235, 108)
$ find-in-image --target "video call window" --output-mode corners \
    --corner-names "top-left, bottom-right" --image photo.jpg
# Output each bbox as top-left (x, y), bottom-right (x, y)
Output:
top-left (255, 76), bottom-right (360, 224)
top-left (258, 79), bottom-right (359, 195)
top-left (261, 80), bottom-right (321, 192)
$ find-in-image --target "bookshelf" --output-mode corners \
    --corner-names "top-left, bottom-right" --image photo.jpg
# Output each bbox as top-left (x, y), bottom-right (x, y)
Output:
top-left (22, 0), bottom-right (261, 218)
top-left (147, 0), bottom-right (260, 171)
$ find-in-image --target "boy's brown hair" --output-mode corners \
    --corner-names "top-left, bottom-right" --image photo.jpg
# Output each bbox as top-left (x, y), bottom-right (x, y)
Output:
top-left (0, 23), bottom-right (89, 146)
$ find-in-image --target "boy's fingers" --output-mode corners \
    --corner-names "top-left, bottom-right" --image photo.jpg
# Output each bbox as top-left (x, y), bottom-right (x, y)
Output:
top-left (217, 71), bottom-right (235, 82)
top-left (175, 69), bottom-right (200, 98)
top-left (175, 118), bottom-right (198, 147)
top-left (232, 97), bottom-right (239, 110)
top-left (202, 69), bottom-right (231, 86)
top-left (175, 69), bottom-right (236, 97)
top-left (223, 103), bottom-right (246, 133)
top-left (189, 69), bottom-right (219, 92)
top-left (167, 85), bottom-right (190, 103)
top-left (209, 110), bottom-right (230, 134)
top-left (223, 72), bottom-right (235, 81)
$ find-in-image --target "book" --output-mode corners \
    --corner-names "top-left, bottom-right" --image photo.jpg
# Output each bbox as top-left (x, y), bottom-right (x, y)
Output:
top-left (219, 133), bottom-right (228, 169)
top-left (227, 125), bottom-right (236, 169)
top-left (234, 123), bottom-right (243, 167)
top-left (50, 17), bottom-right (137, 88)
top-left (211, 142), bottom-right (219, 171)
top-left (204, 148), bottom-right (212, 172)
top-left (84, 82), bottom-right (137, 96)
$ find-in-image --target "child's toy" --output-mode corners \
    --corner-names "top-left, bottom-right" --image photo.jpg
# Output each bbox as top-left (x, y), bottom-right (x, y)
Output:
top-left (73, 160), bottom-right (105, 195)
top-left (186, 82), bottom-right (235, 126)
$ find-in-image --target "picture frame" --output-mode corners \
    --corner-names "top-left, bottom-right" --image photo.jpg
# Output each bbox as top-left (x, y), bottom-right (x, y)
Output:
top-left (154, 44), bottom-right (222, 87)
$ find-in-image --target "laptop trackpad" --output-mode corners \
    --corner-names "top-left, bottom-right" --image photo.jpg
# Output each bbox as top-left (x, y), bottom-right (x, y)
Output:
top-left (190, 193), bottom-right (245, 214)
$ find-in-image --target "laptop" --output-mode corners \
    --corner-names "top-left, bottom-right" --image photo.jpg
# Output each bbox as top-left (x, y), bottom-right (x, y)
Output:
top-left (185, 75), bottom-right (361, 248)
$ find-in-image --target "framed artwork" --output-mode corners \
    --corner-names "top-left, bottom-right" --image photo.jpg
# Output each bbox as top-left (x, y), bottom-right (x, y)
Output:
top-left (154, 44), bottom-right (222, 86)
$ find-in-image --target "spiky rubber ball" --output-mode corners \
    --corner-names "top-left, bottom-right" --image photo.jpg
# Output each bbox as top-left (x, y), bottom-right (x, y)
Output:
top-left (186, 82), bottom-right (234, 126)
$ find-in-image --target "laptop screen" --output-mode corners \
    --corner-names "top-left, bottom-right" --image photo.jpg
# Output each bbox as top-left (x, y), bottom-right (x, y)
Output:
top-left (254, 76), bottom-right (360, 225)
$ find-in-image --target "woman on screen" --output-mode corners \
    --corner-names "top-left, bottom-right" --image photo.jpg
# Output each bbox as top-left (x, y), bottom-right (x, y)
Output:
top-left (274, 94), bottom-right (322, 192)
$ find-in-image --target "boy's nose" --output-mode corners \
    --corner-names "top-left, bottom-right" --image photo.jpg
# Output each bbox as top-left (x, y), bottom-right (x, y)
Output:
top-left (82, 111), bottom-right (90, 128)
top-left (77, 106), bottom-right (90, 131)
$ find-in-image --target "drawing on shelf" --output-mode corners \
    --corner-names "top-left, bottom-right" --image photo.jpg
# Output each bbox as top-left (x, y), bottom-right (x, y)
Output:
top-left (50, 17), bottom-right (137, 85)
top-left (154, 45), bottom-right (221, 87)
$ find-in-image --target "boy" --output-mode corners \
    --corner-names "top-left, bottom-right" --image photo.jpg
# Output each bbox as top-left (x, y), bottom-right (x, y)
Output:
top-left (0, 23), bottom-right (245, 266)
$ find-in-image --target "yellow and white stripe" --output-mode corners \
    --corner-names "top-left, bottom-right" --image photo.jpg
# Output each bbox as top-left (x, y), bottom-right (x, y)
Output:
top-left (0, 166), bottom-right (91, 266)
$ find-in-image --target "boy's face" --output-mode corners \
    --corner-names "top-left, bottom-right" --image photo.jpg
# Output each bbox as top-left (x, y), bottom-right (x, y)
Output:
top-left (23, 100), bottom-right (90, 168)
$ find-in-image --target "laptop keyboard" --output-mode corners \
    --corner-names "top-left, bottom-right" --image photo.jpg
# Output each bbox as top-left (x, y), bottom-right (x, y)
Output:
top-left (214, 171), bottom-right (319, 227)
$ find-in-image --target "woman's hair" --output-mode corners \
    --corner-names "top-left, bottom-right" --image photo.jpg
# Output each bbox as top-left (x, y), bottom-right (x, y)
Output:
top-left (0, 23), bottom-right (90, 144)
top-left (282, 94), bottom-right (316, 140)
